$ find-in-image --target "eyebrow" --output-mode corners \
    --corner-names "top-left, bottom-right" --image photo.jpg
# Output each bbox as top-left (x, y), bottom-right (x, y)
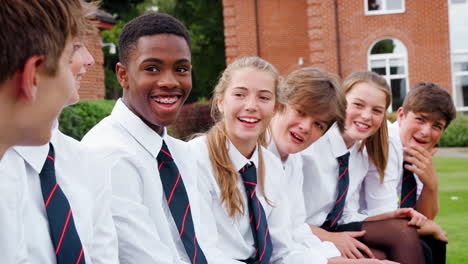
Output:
top-left (141, 58), bottom-right (191, 64)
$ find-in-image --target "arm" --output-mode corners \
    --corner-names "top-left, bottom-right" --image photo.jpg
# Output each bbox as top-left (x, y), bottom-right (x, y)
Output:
top-left (364, 208), bottom-right (427, 228)
top-left (403, 145), bottom-right (439, 219)
top-left (417, 219), bottom-right (448, 243)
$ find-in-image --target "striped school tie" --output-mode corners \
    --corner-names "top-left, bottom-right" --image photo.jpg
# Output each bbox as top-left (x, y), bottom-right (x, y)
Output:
top-left (39, 143), bottom-right (86, 264)
top-left (157, 141), bottom-right (207, 264)
top-left (239, 162), bottom-right (272, 264)
top-left (322, 152), bottom-right (350, 231)
top-left (400, 161), bottom-right (417, 208)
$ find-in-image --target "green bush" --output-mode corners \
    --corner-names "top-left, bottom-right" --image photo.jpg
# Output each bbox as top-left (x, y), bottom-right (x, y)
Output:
top-left (438, 114), bottom-right (468, 147)
top-left (59, 100), bottom-right (116, 140)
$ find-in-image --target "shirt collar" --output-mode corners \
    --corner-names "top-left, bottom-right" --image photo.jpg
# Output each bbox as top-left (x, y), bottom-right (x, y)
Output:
top-left (327, 122), bottom-right (355, 158)
top-left (13, 143), bottom-right (49, 174)
top-left (112, 99), bottom-right (166, 158)
top-left (227, 139), bottom-right (259, 172)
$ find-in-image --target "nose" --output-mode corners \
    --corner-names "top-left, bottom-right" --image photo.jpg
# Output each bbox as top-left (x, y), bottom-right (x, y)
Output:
top-left (83, 46), bottom-right (95, 67)
top-left (420, 123), bottom-right (432, 137)
top-left (298, 117), bottom-right (312, 133)
top-left (361, 107), bottom-right (372, 121)
top-left (158, 70), bottom-right (179, 89)
top-left (245, 94), bottom-right (258, 111)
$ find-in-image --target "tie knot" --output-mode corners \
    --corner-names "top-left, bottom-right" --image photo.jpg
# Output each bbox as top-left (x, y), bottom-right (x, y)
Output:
top-left (40, 143), bottom-right (56, 176)
top-left (157, 141), bottom-right (174, 162)
top-left (337, 152), bottom-right (350, 166)
top-left (239, 162), bottom-right (257, 188)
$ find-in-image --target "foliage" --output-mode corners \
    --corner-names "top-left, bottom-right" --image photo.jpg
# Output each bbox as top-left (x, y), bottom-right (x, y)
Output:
top-left (438, 114), bottom-right (468, 147)
top-left (168, 101), bottom-right (214, 141)
top-left (59, 100), bottom-right (116, 140)
top-left (433, 157), bottom-right (468, 263)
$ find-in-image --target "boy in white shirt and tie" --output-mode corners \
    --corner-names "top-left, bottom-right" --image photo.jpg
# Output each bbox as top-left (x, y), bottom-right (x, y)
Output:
top-left (82, 13), bottom-right (229, 263)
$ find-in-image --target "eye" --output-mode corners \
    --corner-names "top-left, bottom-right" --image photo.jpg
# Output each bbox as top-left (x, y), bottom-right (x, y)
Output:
top-left (145, 66), bottom-right (159, 72)
top-left (234, 93), bottom-right (244, 98)
top-left (433, 124), bottom-right (443, 131)
top-left (296, 109), bottom-right (306, 116)
top-left (415, 117), bottom-right (424, 122)
top-left (176, 66), bottom-right (190, 73)
top-left (373, 108), bottom-right (383, 114)
top-left (353, 102), bottom-right (363, 108)
top-left (315, 122), bottom-right (324, 131)
top-left (259, 96), bottom-right (271, 101)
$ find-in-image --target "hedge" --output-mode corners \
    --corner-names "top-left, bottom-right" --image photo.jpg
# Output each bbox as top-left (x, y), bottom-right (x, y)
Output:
top-left (59, 100), bottom-right (116, 140)
top-left (438, 114), bottom-right (468, 147)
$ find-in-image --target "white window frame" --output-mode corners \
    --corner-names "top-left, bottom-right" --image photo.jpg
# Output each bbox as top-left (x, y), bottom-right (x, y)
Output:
top-left (368, 37), bottom-right (410, 112)
top-left (364, 0), bottom-right (406, 15)
top-left (451, 50), bottom-right (468, 111)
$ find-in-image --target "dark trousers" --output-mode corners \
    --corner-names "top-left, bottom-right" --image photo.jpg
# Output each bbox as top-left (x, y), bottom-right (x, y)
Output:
top-left (421, 235), bottom-right (447, 264)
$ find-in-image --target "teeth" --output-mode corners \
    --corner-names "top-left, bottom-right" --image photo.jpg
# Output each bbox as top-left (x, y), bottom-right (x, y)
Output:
top-left (154, 97), bottom-right (178, 104)
top-left (355, 122), bottom-right (369, 129)
top-left (291, 132), bottom-right (303, 142)
top-left (239, 117), bottom-right (259, 123)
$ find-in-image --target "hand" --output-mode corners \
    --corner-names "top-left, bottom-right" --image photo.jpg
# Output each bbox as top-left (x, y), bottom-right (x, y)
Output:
top-left (393, 208), bottom-right (427, 228)
top-left (403, 145), bottom-right (438, 189)
top-left (325, 231), bottom-right (374, 259)
top-left (418, 220), bottom-right (448, 243)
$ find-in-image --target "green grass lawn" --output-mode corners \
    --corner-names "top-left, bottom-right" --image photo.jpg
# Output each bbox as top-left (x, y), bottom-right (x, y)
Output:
top-left (434, 157), bottom-right (468, 263)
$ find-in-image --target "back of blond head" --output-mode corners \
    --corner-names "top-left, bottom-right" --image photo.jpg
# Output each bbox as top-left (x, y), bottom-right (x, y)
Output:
top-left (208, 56), bottom-right (280, 217)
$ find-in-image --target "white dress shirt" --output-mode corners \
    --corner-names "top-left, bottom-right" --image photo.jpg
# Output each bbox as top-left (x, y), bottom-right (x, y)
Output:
top-left (302, 123), bottom-right (369, 226)
top-left (267, 142), bottom-right (341, 262)
top-left (0, 148), bottom-right (28, 264)
top-left (12, 127), bottom-right (118, 264)
top-left (361, 121), bottom-right (424, 215)
top-left (188, 136), bottom-right (320, 264)
top-left (81, 99), bottom-right (230, 264)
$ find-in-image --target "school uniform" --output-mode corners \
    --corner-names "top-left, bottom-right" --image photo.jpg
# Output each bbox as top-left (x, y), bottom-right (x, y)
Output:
top-left (301, 123), bottom-right (369, 229)
top-left (267, 142), bottom-right (341, 262)
top-left (0, 148), bottom-right (28, 263)
top-left (364, 121), bottom-right (445, 264)
top-left (188, 136), bottom-right (319, 264)
top-left (12, 126), bottom-right (118, 264)
top-left (81, 99), bottom-right (230, 264)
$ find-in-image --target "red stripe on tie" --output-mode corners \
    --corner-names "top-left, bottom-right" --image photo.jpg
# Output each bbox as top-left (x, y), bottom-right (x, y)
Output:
top-left (338, 167), bottom-right (348, 180)
top-left (335, 184), bottom-right (349, 205)
top-left (47, 155), bottom-right (55, 161)
top-left (256, 199), bottom-right (261, 230)
top-left (158, 161), bottom-right (165, 171)
top-left (179, 203), bottom-right (190, 237)
top-left (167, 173), bottom-right (181, 205)
top-left (330, 206), bottom-right (345, 228)
top-left (45, 183), bottom-right (59, 208)
top-left (243, 181), bottom-right (256, 186)
top-left (192, 235), bottom-right (197, 264)
top-left (403, 173), bottom-right (412, 182)
top-left (55, 208), bottom-right (73, 255)
top-left (160, 148), bottom-right (173, 159)
top-left (250, 188), bottom-right (256, 198)
top-left (259, 226), bottom-right (269, 261)
top-left (400, 186), bottom-right (417, 205)
top-left (75, 248), bottom-right (84, 264)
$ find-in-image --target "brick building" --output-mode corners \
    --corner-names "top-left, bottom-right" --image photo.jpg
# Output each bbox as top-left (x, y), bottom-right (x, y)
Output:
top-left (222, 0), bottom-right (468, 111)
top-left (79, 10), bottom-right (116, 100)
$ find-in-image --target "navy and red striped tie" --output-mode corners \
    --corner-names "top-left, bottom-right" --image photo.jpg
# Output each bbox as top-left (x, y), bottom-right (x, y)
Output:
top-left (322, 152), bottom-right (350, 231)
top-left (157, 141), bottom-right (207, 264)
top-left (400, 161), bottom-right (417, 208)
top-left (239, 162), bottom-right (272, 264)
top-left (39, 143), bottom-right (85, 264)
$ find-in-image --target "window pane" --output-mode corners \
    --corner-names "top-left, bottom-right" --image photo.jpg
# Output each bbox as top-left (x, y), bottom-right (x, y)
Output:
top-left (453, 53), bottom-right (468, 72)
top-left (455, 76), bottom-right (468, 107)
top-left (370, 39), bottom-right (394, 54)
top-left (391, 78), bottom-right (406, 110)
top-left (368, 0), bottom-right (383, 10)
top-left (370, 59), bottom-right (386, 75)
top-left (390, 58), bottom-right (405, 74)
top-left (387, 0), bottom-right (403, 10)
top-left (452, 0), bottom-right (466, 4)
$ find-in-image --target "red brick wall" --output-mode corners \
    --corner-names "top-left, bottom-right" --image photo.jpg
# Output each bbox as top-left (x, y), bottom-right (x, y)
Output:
top-left (335, 0), bottom-right (451, 92)
top-left (222, 0), bottom-right (452, 92)
top-left (80, 33), bottom-right (105, 100)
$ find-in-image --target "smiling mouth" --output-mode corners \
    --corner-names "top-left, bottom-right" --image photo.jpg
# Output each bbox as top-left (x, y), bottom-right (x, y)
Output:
top-left (290, 131), bottom-right (304, 143)
top-left (354, 121), bottom-right (370, 129)
top-left (238, 117), bottom-right (259, 123)
top-left (413, 137), bottom-right (428, 144)
top-left (151, 95), bottom-right (181, 104)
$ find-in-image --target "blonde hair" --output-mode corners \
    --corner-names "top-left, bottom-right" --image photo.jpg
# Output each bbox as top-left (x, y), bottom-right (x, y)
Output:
top-left (343, 71), bottom-right (391, 183)
top-left (207, 57), bottom-right (281, 217)
top-left (281, 67), bottom-right (346, 132)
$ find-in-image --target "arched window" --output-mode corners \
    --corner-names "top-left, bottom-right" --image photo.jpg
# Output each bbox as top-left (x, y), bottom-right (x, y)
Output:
top-left (368, 38), bottom-right (409, 111)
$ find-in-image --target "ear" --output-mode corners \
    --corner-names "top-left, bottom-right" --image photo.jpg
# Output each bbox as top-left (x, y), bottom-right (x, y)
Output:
top-left (116, 62), bottom-right (129, 89)
top-left (16, 56), bottom-right (43, 103)
top-left (396, 107), bottom-right (405, 124)
top-left (216, 96), bottom-right (224, 114)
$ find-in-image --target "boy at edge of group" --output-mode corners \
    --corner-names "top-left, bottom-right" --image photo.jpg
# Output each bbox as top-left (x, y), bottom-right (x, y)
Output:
top-left (364, 82), bottom-right (456, 264)
top-left (82, 13), bottom-right (236, 263)
top-left (0, 0), bottom-right (92, 262)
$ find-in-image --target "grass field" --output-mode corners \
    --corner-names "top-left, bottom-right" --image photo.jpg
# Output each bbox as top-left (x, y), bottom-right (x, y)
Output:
top-left (434, 156), bottom-right (468, 263)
